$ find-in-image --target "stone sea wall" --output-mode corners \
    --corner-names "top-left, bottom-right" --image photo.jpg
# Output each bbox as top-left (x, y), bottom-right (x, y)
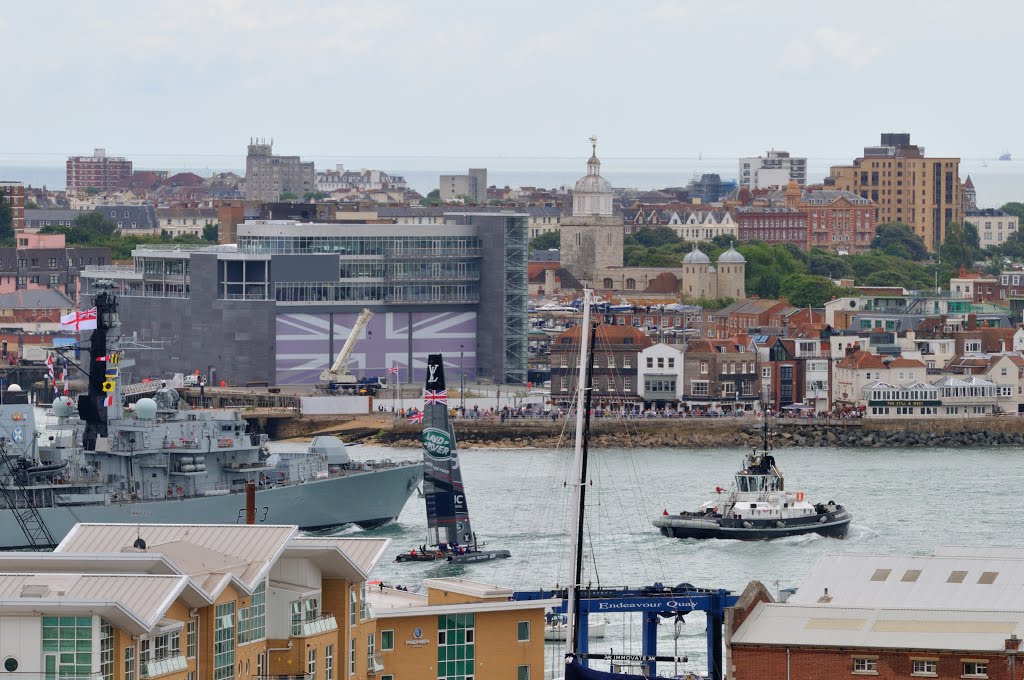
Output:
top-left (354, 417), bottom-right (1024, 449)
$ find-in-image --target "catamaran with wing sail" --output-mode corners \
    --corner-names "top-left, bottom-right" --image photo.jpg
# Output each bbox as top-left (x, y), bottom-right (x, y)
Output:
top-left (395, 353), bottom-right (510, 564)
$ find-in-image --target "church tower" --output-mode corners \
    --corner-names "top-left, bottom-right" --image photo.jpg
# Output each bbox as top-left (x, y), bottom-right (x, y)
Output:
top-left (560, 136), bottom-right (624, 285)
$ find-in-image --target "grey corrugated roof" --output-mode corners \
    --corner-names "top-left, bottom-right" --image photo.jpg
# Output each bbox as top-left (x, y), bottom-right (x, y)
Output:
top-left (0, 289), bottom-right (74, 309)
top-left (789, 553), bottom-right (1024, 611)
top-left (287, 536), bottom-right (390, 578)
top-left (56, 523), bottom-right (297, 595)
top-left (0, 572), bottom-right (192, 633)
top-left (731, 603), bottom-right (1024, 651)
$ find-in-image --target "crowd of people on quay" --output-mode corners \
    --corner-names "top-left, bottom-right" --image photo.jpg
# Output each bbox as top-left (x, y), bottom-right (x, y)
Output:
top-left (388, 404), bottom-right (866, 422)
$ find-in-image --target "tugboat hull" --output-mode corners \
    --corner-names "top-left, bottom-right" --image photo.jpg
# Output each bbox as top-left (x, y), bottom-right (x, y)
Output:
top-left (654, 509), bottom-right (851, 541)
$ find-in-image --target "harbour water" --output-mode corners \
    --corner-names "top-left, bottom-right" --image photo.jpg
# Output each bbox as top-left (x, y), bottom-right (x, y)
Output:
top-left (306, 442), bottom-right (1024, 677)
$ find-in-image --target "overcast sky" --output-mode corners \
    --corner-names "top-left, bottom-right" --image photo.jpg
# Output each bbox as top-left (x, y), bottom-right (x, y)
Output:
top-left (1, 0), bottom-right (1019, 163)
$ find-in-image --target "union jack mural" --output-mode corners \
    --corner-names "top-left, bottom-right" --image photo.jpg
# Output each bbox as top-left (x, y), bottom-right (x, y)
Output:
top-left (275, 311), bottom-right (477, 385)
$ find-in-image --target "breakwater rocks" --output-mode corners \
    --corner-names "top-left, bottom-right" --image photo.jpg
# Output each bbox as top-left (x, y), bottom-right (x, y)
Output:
top-left (365, 418), bottom-right (1024, 449)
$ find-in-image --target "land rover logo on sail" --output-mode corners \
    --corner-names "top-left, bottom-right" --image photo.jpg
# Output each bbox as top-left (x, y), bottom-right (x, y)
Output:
top-left (422, 428), bottom-right (452, 458)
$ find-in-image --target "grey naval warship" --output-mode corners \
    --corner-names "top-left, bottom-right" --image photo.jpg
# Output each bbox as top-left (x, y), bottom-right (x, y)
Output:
top-left (0, 281), bottom-right (423, 550)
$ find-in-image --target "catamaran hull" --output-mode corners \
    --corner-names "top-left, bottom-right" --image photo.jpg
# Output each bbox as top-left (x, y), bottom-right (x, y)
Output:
top-left (1, 464), bottom-right (423, 550)
top-left (654, 509), bottom-right (851, 541)
top-left (395, 549), bottom-right (511, 564)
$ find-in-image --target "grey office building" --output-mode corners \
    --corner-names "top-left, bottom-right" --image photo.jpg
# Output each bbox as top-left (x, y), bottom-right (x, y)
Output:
top-left (80, 213), bottom-right (527, 386)
top-left (244, 140), bottom-right (315, 202)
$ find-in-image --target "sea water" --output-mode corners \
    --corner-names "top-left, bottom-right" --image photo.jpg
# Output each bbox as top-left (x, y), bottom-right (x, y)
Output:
top-left (310, 443), bottom-right (1024, 678)
top-left (3, 157), bottom-right (1022, 207)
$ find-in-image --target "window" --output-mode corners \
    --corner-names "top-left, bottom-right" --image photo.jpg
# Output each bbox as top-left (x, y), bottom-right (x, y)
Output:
top-left (517, 621), bottom-right (530, 642)
top-left (350, 586), bottom-right (357, 626)
top-left (125, 647), bottom-right (135, 680)
top-left (963, 661), bottom-right (988, 678)
top-left (518, 666), bottom-right (531, 680)
top-left (623, 355), bottom-right (631, 368)
top-left (325, 645), bottom-right (333, 680)
top-left (186, 620), bottom-right (196, 658)
top-left (291, 600), bottom-right (303, 636)
top-left (624, 377), bottom-right (632, 392)
top-left (700, 361), bottom-right (709, 375)
top-left (646, 357), bottom-right (654, 368)
top-left (437, 613), bottom-right (475, 680)
top-left (912, 659), bottom-right (937, 676)
top-left (853, 656), bottom-right (877, 674)
top-left (214, 602), bottom-right (235, 680)
top-left (237, 606), bottom-right (250, 644)
top-left (308, 648), bottom-right (316, 677)
top-left (349, 639), bottom-right (355, 675)
top-left (101, 620), bottom-right (114, 680)
top-left (380, 630), bottom-right (395, 651)
top-left (250, 581), bottom-right (266, 641)
top-left (366, 634), bottom-right (375, 671)
top-left (761, 367), bottom-right (771, 378)
top-left (42, 616), bottom-right (93, 678)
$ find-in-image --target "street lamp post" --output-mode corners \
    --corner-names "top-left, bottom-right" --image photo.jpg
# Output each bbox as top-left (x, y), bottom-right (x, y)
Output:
top-left (460, 345), bottom-right (465, 413)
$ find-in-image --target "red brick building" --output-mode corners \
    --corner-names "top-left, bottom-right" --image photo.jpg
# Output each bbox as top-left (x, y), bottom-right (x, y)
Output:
top-left (0, 181), bottom-right (25, 232)
top-left (66, 148), bottom-right (133, 194)
top-left (801, 188), bottom-right (877, 253)
top-left (728, 549), bottom-right (1024, 680)
top-left (549, 324), bottom-right (653, 408)
top-left (734, 205), bottom-right (809, 249)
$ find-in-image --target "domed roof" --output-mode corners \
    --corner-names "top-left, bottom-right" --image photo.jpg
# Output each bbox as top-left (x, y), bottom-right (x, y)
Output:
top-left (575, 173), bottom-right (612, 194)
top-left (717, 244), bottom-right (746, 264)
top-left (682, 245), bottom-right (710, 265)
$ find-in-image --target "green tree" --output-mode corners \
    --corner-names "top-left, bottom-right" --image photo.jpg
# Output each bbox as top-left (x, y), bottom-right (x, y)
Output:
top-left (871, 223), bottom-right (929, 261)
top-left (735, 242), bottom-right (807, 298)
top-left (807, 248), bottom-right (854, 279)
top-left (278, 191), bottom-right (298, 201)
top-left (423, 189), bottom-right (441, 206)
top-left (84, 187), bottom-right (100, 195)
top-left (999, 202), bottom-right (1024, 221)
top-left (939, 222), bottom-right (982, 269)
top-left (302, 191), bottom-right (329, 201)
top-left (73, 211), bottom-right (118, 237)
top-left (529, 231), bottom-right (559, 251)
top-left (203, 224), bottom-right (219, 242)
top-left (780, 274), bottom-right (843, 307)
top-left (628, 226), bottom-right (680, 248)
top-left (0, 188), bottom-right (13, 243)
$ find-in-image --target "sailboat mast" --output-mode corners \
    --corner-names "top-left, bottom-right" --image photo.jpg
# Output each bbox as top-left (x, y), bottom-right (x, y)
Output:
top-left (566, 289), bottom-right (594, 658)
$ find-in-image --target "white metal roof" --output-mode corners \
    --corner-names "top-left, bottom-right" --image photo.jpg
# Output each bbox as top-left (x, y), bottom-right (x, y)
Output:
top-left (788, 553), bottom-right (1024, 611)
top-left (286, 537), bottom-right (390, 579)
top-left (56, 524), bottom-right (298, 596)
top-left (0, 573), bottom-right (201, 635)
top-left (424, 578), bottom-right (514, 600)
top-left (731, 603), bottom-right (1024, 651)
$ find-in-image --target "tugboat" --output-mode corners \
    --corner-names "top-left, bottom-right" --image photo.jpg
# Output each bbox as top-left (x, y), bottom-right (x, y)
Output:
top-left (395, 353), bottom-right (510, 564)
top-left (652, 413), bottom-right (851, 541)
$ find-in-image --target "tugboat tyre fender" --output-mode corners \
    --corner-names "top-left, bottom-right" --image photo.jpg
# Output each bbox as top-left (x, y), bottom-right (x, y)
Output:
top-left (819, 515), bottom-right (827, 523)
top-left (742, 521), bottom-right (753, 529)
top-left (776, 521), bottom-right (786, 528)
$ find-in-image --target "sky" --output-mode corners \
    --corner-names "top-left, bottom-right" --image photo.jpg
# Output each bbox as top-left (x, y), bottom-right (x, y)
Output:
top-left (1, 0), bottom-right (1021, 164)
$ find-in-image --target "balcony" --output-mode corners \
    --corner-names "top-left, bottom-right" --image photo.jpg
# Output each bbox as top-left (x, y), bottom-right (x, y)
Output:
top-left (141, 653), bottom-right (188, 679)
top-left (367, 652), bottom-right (385, 675)
top-left (291, 613), bottom-right (337, 637)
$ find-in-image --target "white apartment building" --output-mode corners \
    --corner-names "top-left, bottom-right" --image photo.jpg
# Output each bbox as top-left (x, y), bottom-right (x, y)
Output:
top-left (738, 150), bottom-right (807, 189)
top-left (965, 209), bottom-right (1019, 248)
top-left (638, 343), bottom-right (685, 404)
